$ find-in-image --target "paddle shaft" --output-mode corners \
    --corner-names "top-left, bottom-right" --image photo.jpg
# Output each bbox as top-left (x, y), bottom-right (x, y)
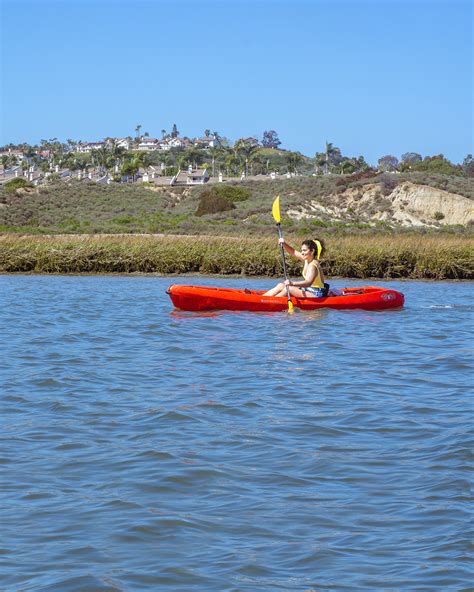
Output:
top-left (276, 223), bottom-right (292, 302)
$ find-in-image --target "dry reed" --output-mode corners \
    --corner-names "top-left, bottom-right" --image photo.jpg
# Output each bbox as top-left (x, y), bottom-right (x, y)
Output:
top-left (0, 234), bottom-right (472, 279)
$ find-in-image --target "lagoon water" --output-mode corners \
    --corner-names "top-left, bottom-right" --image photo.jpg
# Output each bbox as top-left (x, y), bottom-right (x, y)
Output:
top-left (1, 275), bottom-right (472, 591)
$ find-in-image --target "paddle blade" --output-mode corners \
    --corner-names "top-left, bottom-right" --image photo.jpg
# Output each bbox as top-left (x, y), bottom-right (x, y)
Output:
top-left (272, 195), bottom-right (281, 223)
top-left (288, 299), bottom-right (294, 313)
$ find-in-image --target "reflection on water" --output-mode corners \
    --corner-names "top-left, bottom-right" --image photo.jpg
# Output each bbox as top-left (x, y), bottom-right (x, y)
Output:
top-left (1, 275), bottom-right (472, 592)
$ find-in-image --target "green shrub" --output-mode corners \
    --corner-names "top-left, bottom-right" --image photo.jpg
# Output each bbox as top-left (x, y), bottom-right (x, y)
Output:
top-left (212, 184), bottom-right (251, 202)
top-left (112, 215), bottom-right (137, 225)
top-left (4, 178), bottom-right (34, 194)
top-left (195, 191), bottom-right (235, 216)
top-left (311, 218), bottom-right (329, 227)
top-left (434, 211), bottom-right (445, 221)
top-left (58, 218), bottom-right (81, 230)
top-left (411, 156), bottom-right (460, 176)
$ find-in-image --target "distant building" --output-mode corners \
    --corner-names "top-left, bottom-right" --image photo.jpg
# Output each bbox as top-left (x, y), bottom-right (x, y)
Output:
top-left (194, 136), bottom-right (218, 149)
top-left (168, 138), bottom-right (186, 149)
top-left (0, 149), bottom-right (25, 161)
top-left (171, 167), bottom-right (209, 185)
top-left (106, 138), bottom-right (131, 150)
top-left (138, 138), bottom-right (160, 151)
top-left (76, 142), bottom-right (106, 153)
top-left (237, 137), bottom-right (260, 147)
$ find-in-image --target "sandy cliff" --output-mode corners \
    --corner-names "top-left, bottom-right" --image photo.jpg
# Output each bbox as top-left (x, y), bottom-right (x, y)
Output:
top-left (287, 182), bottom-right (474, 227)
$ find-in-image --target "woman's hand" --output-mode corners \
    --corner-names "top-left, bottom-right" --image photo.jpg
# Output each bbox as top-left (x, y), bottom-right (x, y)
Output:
top-left (284, 279), bottom-right (292, 287)
top-left (278, 237), bottom-right (285, 245)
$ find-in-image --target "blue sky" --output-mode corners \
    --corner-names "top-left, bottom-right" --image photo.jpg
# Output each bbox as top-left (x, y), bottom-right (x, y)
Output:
top-left (1, 0), bottom-right (472, 164)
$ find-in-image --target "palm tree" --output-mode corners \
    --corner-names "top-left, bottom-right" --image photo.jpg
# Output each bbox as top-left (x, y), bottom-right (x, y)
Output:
top-left (207, 146), bottom-right (222, 177)
top-left (234, 140), bottom-right (258, 177)
top-left (184, 147), bottom-right (202, 170)
top-left (66, 138), bottom-right (77, 153)
top-left (75, 158), bottom-right (90, 177)
top-left (324, 141), bottom-right (335, 175)
top-left (1, 155), bottom-right (12, 170)
top-left (225, 153), bottom-right (239, 177)
top-left (59, 152), bottom-right (74, 170)
top-left (161, 129), bottom-right (167, 139)
top-left (107, 140), bottom-right (126, 173)
top-left (135, 124), bottom-right (142, 141)
top-left (314, 152), bottom-right (326, 175)
top-left (159, 153), bottom-right (171, 176)
top-left (137, 151), bottom-right (153, 176)
top-left (249, 151), bottom-right (265, 175)
top-left (176, 154), bottom-right (187, 171)
top-left (91, 146), bottom-right (110, 174)
top-left (286, 151), bottom-right (304, 174)
top-left (121, 153), bottom-right (142, 182)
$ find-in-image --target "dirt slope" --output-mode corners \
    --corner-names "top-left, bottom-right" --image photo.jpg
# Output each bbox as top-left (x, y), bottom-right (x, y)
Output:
top-left (287, 182), bottom-right (474, 227)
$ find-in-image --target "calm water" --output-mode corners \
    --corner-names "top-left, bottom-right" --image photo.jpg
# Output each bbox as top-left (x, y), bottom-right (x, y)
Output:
top-left (1, 276), bottom-right (472, 592)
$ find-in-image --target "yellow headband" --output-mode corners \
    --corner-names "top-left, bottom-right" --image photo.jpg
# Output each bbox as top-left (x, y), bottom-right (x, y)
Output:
top-left (314, 239), bottom-right (322, 260)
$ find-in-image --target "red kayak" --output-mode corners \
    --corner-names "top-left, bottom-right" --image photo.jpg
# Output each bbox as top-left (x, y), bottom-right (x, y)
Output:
top-left (167, 284), bottom-right (404, 312)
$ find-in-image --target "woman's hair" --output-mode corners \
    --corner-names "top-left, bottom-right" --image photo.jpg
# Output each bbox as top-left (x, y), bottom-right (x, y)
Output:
top-left (302, 238), bottom-right (325, 260)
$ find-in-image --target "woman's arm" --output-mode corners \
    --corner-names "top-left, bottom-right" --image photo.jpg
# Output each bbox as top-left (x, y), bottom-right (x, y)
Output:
top-left (287, 263), bottom-right (318, 288)
top-left (280, 239), bottom-right (305, 261)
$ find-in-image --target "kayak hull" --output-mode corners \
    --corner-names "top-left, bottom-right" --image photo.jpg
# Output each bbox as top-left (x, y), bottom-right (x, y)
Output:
top-left (167, 284), bottom-right (405, 312)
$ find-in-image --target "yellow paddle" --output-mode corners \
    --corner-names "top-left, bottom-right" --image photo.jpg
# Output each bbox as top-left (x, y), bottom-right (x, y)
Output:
top-left (272, 195), bottom-right (294, 313)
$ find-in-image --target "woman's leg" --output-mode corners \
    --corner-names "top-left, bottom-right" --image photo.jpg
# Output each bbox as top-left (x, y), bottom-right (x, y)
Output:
top-left (263, 282), bottom-right (286, 296)
top-left (274, 286), bottom-right (307, 298)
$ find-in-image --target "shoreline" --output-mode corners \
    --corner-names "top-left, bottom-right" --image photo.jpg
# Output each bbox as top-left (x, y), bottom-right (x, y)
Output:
top-left (1, 271), bottom-right (472, 283)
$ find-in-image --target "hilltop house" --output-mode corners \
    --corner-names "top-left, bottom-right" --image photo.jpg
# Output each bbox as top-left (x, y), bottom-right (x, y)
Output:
top-left (237, 137), bottom-right (260, 147)
top-left (106, 138), bottom-right (131, 150)
top-left (171, 166), bottom-right (209, 185)
top-left (77, 142), bottom-right (106, 153)
top-left (168, 137), bottom-right (191, 149)
top-left (138, 138), bottom-right (160, 151)
top-left (0, 149), bottom-right (25, 161)
top-left (194, 136), bottom-right (218, 149)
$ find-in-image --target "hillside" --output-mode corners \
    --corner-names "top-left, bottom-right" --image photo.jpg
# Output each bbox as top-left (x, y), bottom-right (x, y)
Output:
top-left (0, 172), bottom-right (472, 236)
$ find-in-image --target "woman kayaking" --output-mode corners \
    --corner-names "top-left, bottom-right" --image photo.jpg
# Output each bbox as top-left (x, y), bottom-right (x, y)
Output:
top-left (264, 237), bottom-right (329, 298)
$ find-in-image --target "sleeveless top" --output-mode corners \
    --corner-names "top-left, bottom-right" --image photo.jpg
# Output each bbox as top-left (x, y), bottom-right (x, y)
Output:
top-left (303, 260), bottom-right (324, 288)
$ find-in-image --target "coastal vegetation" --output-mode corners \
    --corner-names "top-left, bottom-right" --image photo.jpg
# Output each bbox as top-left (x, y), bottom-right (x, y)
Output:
top-left (1, 148), bottom-right (472, 278)
top-left (0, 173), bottom-right (472, 236)
top-left (1, 234), bottom-right (472, 279)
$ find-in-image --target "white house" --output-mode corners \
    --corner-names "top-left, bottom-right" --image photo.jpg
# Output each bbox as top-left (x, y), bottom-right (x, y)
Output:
top-left (194, 136), bottom-right (217, 149)
top-left (138, 138), bottom-right (160, 151)
top-left (106, 138), bottom-right (131, 150)
top-left (168, 138), bottom-right (186, 149)
top-left (171, 167), bottom-right (209, 185)
top-left (76, 142), bottom-right (106, 153)
top-left (0, 149), bottom-right (25, 161)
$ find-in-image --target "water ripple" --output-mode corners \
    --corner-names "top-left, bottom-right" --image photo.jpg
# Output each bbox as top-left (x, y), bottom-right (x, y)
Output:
top-left (0, 276), bottom-right (472, 591)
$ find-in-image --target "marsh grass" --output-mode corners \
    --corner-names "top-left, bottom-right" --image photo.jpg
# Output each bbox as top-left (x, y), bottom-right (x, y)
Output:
top-left (1, 234), bottom-right (472, 279)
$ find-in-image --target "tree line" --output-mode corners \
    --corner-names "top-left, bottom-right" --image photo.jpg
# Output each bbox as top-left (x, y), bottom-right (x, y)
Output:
top-left (1, 132), bottom-right (473, 180)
